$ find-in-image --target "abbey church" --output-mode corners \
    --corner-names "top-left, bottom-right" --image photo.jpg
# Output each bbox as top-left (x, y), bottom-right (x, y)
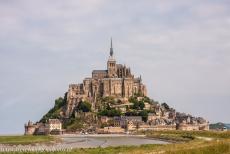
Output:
top-left (66, 39), bottom-right (147, 117)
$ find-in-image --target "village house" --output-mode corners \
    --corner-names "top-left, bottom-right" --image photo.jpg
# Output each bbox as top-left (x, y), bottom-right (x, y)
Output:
top-left (147, 113), bottom-right (157, 122)
top-left (144, 102), bottom-right (151, 110)
top-left (101, 127), bottom-right (125, 134)
top-left (139, 124), bottom-right (176, 131)
top-left (113, 116), bottom-right (143, 131)
top-left (100, 116), bottom-right (113, 124)
top-left (47, 119), bottom-right (62, 135)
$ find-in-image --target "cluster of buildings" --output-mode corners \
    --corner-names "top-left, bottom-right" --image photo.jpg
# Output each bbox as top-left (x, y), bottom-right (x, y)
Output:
top-left (97, 102), bottom-right (209, 134)
top-left (24, 119), bottom-right (62, 135)
top-left (209, 122), bottom-right (229, 131)
top-left (176, 113), bottom-right (209, 131)
top-left (97, 115), bottom-right (209, 134)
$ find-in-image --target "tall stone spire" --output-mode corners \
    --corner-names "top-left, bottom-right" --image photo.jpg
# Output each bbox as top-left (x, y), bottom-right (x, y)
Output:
top-left (110, 37), bottom-right (114, 57)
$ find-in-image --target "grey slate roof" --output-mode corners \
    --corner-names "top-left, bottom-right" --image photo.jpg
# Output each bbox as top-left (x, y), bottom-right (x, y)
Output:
top-left (92, 70), bottom-right (107, 73)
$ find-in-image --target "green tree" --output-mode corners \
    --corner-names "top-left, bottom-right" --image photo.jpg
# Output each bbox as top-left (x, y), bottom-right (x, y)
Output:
top-left (139, 101), bottom-right (145, 110)
top-left (129, 96), bottom-right (138, 104)
top-left (133, 101), bottom-right (139, 109)
top-left (141, 96), bottom-right (151, 103)
top-left (125, 111), bottom-right (138, 116)
top-left (132, 101), bottom-right (145, 110)
top-left (106, 104), bottom-right (111, 110)
top-left (78, 101), bottom-right (92, 112)
top-left (139, 110), bottom-right (148, 122)
top-left (98, 108), bottom-right (121, 117)
top-left (162, 102), bottom-right (170, 110)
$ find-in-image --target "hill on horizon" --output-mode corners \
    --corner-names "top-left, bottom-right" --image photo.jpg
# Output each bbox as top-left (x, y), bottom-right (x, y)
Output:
top-left (210, 122), bottom-right (230, 130)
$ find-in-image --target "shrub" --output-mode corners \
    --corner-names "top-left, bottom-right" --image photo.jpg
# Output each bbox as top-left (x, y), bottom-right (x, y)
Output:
top-left (98, 109), bottom-right (122, 117)
top-left (78, 101), bottom-right (91, 112)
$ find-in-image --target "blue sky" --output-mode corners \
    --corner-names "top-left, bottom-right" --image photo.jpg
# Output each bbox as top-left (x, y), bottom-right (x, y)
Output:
top-left (0, 0), bottom-right (230, 134)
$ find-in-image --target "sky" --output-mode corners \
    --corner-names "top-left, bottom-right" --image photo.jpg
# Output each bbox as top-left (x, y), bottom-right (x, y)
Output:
top-left (0, 0), bottom-right (230, 134)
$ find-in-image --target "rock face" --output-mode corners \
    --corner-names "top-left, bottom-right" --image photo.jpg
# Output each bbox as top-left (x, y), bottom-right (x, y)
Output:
top-left (65, 39), bottom-right (147, 117)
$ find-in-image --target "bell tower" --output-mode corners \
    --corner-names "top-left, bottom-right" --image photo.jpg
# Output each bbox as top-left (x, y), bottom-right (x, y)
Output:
top-left (107, 38), bottom-right (117, 78)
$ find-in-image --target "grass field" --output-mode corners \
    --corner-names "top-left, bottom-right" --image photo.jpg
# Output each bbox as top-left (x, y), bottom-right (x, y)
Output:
top-left (141, 130), bottom-right (230, 142)
top-left (64, 139), bottom-right (230, 154)
top-left (0, 131), bottom-right (230, 154)
top-left (0, 135), bottom-right (57, 145)
top-left (0, 139), bottom-right (229, 154)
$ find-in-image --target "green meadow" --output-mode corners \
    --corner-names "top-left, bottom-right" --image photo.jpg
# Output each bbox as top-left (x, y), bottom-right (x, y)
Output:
top-left (0, 135), bottom-right (57, 145)
top-left (0, 131), bottom-right (230, 154)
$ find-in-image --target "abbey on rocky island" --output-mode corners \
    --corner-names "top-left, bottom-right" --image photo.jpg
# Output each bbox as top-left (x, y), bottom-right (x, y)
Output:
top-left (66, 39), bottom-right (147, 117)
top-left (25, 39), bottom-right (209, 135)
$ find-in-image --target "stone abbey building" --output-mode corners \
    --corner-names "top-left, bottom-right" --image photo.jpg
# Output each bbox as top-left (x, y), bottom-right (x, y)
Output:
top-left (66, 40), bottom-right (147, 117)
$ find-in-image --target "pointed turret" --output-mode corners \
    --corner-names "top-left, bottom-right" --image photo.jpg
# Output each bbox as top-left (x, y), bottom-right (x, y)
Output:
top-left (110, 37), bottom-right (114, 57)
top-left (107, 38), bottom-right (117, 77)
